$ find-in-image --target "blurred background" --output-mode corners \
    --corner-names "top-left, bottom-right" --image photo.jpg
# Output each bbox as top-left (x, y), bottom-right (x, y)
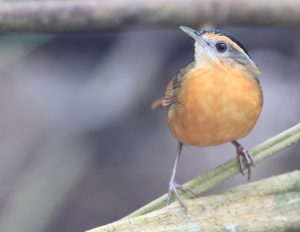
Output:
top-left (0, 1), bottom-right (299, 232)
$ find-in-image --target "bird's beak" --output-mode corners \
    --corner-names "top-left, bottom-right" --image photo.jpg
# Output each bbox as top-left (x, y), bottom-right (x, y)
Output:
top-left (179, 26), bottom-right (203, 41)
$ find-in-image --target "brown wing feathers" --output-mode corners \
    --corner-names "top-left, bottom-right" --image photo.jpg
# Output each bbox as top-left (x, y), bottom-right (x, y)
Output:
top-left (151, 74), bottom-right (180, 109)
top-left (151, 62), bottom-right (194, 110)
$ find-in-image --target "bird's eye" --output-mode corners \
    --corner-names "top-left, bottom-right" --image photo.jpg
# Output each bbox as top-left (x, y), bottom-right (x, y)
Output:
top-left (215, 42), bottom-right (227, 52)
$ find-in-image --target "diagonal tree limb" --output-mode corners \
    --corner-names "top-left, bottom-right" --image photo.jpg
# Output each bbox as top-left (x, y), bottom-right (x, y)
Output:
top-left (125, 122), bottom-right (300, 219)
top-left (87, 171), bottom-right (300, 232)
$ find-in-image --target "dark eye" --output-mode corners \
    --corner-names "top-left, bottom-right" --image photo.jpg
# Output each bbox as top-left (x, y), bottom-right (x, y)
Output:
top-left (215, 42), bottom-right (227, 52)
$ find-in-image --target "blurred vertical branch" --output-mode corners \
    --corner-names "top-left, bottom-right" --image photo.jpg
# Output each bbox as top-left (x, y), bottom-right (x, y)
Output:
top-left (0, 0), bottom-right (300, 32)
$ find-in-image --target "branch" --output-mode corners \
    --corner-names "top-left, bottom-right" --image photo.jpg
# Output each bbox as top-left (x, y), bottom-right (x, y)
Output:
top-left (1, 0), bottom-right (300, 32)
top-left (124, 122), bottom-right (300, 219)
top-left (87, 171), bottom-right (300, 231)
top-left (87, 123), bottom-right (300, 231)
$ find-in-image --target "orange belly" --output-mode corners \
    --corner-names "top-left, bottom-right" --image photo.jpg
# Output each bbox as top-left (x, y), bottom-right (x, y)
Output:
top-left (168, 66), bottom-right (262, 147)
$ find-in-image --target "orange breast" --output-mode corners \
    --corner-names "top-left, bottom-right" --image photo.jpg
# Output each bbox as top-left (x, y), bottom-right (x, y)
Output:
top-left (168, 65), bottom-right (262, 147)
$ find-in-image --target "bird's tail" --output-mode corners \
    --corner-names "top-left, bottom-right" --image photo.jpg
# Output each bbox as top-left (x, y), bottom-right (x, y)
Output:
top-left (150, 98), bottom-right (164, 110)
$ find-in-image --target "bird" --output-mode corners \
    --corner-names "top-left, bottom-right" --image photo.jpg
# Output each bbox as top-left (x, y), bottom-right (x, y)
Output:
top-left (151, 26), bottom-right (263, 208)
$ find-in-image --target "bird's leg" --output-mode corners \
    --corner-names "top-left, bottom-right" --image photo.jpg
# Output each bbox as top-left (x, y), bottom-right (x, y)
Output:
top-left (166, 142), bottom-right (197, 209)
top-left (232, 140), bottom-right (255, 180)
top-left (167, 142), bottom-right (185, 207)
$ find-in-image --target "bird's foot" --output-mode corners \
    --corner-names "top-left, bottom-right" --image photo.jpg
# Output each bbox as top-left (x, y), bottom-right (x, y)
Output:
top-left (166, 182), bottom-right (197, 208)
top-left (234, 143), bottom-right (255, 180)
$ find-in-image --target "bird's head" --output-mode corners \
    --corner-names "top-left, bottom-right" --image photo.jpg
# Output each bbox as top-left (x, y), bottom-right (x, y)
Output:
top-left (179, 26), bottom-right (260, 78)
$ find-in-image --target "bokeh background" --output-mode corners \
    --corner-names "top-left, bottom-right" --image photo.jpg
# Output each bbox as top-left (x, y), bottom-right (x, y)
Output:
top-left (0, 12), bottom-right (299, 232)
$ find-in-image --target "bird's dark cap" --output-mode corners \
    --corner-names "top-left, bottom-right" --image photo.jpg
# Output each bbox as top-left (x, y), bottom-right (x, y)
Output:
top-left (202, 29), bottom-right (250, 56)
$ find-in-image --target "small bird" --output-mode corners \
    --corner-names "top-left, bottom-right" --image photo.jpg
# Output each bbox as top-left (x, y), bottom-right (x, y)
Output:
top-left (152, 26), bottom-right (263, 207)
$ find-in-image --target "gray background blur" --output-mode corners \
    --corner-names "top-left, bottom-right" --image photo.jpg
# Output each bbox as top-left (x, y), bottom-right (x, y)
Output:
top-left (0, 27), bottom-right (299, 232)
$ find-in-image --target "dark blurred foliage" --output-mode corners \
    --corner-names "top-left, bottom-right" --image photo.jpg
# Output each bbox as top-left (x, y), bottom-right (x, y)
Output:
top-left (0, 27), bottom-right (299, 232)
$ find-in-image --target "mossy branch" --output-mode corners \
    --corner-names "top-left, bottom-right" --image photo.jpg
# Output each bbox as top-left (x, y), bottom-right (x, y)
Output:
top-left (125, 122), bottom-right (300, 219)
top-left (87, 171), bottom-right (300, 231)
top-left (86, 122), bottom-right (300, 231)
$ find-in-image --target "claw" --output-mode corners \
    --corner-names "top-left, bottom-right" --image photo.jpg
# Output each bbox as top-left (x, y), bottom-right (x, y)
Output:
top-left (237, 154), bottom-right (245, 175)
top-left (176, 184), bottom-right (198, 198)
top-left (232, 140), bottom-right (255, 181)
top-left (167, 182), bottom-right (188, 208)
top-left (166, 182), bottom-right (197, 208)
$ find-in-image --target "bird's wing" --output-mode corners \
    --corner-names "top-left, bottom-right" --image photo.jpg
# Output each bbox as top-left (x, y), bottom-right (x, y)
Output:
top-left (151, 62), bottom-right (195, 109)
